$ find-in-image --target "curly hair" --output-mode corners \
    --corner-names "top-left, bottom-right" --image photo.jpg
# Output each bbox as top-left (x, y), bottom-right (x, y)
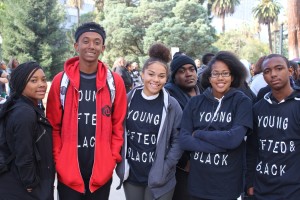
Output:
top-left (201, 51), bottom-right (247, 89)
top-left (142, 43), bottom-right (171, 75)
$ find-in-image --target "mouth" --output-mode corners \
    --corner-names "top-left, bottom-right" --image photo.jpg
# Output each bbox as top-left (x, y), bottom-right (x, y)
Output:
top-left (216, 83), bottom-right (226, 88)
top-left (86, 52), bottom-right (96, 56)
top-left (185, 79), bottom-right (195, 83)
top-left (270, 79), bottom-right (280, 85)
top-left (150, 82), bottom-right (160, 89)
top-left (36, 91), bottom-right (46, 95)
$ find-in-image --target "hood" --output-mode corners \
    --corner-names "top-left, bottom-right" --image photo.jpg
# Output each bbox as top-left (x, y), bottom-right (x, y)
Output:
top-left (63, 56), bottom-right (108, 90)
top-left (203, 87), bottom-right (241, 102)
top-left (264, 89), bottom-right (300, 104)
top-left (202, 87), bottom-right (243, 130)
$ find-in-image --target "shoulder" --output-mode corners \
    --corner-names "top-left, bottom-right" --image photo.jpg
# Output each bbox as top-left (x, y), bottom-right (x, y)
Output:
top-left (231, 89), bottom-right (252, 103)
top-left (9, 103), bottom-right (36, 124)
top-left (50, 71), bottom-right (65, 86)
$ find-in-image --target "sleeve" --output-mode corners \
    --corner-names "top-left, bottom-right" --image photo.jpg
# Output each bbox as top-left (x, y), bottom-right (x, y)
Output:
top-left (164, 99), bottom-right (183, 168)
top-left (12, 107), bottom-right (40, 189)
top-left (245, 116), bottom-right (259, 190)
top-left (179, 100), bottom-right (226, 153)
top-left (193, 125), bottom-right (247, 149)
top-left (194, 95), bottom-right (253, 149)
top-left (46, 73), bottom-right (64, 164)
top-left (110, 73), bottom-right (127, 163)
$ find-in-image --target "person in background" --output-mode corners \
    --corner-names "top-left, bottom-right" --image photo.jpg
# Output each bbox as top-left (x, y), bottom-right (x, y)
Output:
top-left (289, 60), bottom-right (300, 87)
top-left (197, 53), bottom-right (215, 81)
top-left (46, 22), bottom-right (127, 200)
top-left (250, 56), bottom-right (267, 96)
top-left (116, 43), bottom-right (183, 200)
top-left (131, 62), bottom-right (143, 87)
top-left (246, 54), bottom-right (300, 199)
top-left (114, 57), bottom-right (133, 93)
top-left (0, 61), bottom-right (54, 200)
top-left (164, 53), bottom-right (200, 200)
top-left (194, 59), bottom-right (201, 73)
top-left (0, 61), bottom-right (9, 98)
top-left (180, 51), bottom-right (252, 200)
top-left (6, 57), bottom-right (19, 96)
top-left (7, 57), bottom-right (19, 75)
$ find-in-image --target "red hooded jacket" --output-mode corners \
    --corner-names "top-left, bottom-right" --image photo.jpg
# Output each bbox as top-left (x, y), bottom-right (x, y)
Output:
top-left (46, 57), bottom-right (127, 193)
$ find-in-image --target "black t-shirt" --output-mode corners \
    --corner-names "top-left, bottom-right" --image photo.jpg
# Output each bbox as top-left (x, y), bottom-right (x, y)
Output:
top-left (126, 89), bottom-right (163, 185)
top-left (77, 72), bottom-right (96, 179)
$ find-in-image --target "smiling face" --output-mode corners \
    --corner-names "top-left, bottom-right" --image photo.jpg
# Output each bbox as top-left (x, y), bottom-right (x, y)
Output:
top-left (209, 61), bottom-right (233, 99)
top-left (262, 56), bottom-right (290, 91)
top-left (74, 32), bottom-right (105, 65)
top-left (22, 69), bottom-right (47, 105)
top-left (174, 64), bottom-right (197, 90)
top-left (141, 62), bottom-right (167, 96)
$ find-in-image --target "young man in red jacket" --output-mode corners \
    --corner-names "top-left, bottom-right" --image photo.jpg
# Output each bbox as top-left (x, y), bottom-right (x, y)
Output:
top-left (46, 22), bottom-right (127, 200)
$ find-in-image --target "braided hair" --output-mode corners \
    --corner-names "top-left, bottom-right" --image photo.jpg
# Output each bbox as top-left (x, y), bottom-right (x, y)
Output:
top-left (0, 61), bottom-right (42, 116)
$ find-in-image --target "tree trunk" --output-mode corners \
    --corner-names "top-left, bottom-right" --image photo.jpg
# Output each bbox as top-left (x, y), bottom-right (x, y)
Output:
top-left (288, 0), bottom-right (300, 59)
top-left (221, 14), bottom-right (225, 33)
top-left (268, 22), bottom-right (273, 53)
top-left (77, 6), bottom-right (80, 26)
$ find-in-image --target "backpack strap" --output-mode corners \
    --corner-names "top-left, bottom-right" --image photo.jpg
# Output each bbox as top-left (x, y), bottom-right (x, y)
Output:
top-left (106, 69), bottom-right (116, 105)
top-left (60, 70), bottom-right (115, 110)
top-left (60, 72), bottom-right (69, 110)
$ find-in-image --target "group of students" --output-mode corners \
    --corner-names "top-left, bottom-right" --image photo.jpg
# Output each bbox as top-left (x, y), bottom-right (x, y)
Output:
top-left (0, 21), bottom-right (299, 200)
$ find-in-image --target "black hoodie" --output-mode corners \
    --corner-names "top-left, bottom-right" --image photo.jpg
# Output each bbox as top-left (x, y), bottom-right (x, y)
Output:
top-left (180, 87), bottom-right (252, 199)
top-left (246, 89), bottom-right (300, 200)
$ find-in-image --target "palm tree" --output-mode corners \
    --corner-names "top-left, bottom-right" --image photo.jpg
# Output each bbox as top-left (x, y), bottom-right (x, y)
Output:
top-left (67, 0), bottom-right (84, 26)
top-left (287, 0), bottom-right (300, 59)
top-left (211, 0), bottom-right (240, 33)
top-left (252, 0), bottom-right (281, 53)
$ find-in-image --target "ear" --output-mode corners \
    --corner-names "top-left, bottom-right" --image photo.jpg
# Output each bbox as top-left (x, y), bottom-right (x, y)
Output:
top-left (288, 67), bottom-right (293, 76)
top-left (101, 45), bottom-right (106, 53)
top-left (74, 43), bottom-right (79, 52)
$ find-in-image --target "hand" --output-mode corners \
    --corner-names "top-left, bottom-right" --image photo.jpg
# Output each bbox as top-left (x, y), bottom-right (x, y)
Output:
top-left (247, 187), bottom-right (254, 196)
top-left (27, 188), bottom-right (33, 193)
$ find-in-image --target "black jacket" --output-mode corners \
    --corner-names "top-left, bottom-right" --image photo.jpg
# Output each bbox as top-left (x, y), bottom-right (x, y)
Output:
top-left (0, 96), bottom-right (55, 200)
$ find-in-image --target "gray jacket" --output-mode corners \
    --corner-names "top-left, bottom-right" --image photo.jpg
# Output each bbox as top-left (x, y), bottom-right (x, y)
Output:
top-left (116, 86), bottom-right (183, 199)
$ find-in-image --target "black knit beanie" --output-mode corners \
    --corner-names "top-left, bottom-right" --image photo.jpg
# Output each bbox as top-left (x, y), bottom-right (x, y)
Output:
top-left (170, 54), bottom-right (197, 81)
top-left (75, 22), bottom-right (106, 43)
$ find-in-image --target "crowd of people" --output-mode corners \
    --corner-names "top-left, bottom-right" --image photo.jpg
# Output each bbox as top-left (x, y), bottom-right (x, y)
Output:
top-left (0, 21), bottom-right (300, 200)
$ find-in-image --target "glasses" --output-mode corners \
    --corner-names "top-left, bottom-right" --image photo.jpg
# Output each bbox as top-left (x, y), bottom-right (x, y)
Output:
top-left (211, 71), bottom-right (231, 78)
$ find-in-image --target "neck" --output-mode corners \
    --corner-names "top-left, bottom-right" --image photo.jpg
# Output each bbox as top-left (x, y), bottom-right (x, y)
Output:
top-left (79, 61), bottom-right (98, 74)
top-left (186, 87), bottom-right (197, 97)
top-left (271, 85), bottom-right (294, 102)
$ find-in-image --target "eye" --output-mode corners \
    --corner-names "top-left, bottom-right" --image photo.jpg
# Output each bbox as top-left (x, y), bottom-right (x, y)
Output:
top-left (263, 70), bottom-right (270, 75)
top-left (177, 69), bottom-right (185, 74)
top-left (223, 72), bottom-right (230, 77)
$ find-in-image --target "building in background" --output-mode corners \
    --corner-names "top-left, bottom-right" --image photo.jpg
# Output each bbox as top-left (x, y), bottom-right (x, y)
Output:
top-left (58, 0), bottom-right (95, 29)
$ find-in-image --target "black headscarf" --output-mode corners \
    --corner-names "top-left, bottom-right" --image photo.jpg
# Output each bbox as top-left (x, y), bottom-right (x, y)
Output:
top-left (0, 61), bottom-right (42, 116)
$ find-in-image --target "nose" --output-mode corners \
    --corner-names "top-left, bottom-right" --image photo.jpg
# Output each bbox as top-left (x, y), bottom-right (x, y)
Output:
top-left (88, 42), bottom-right (95, 49)
top-left (270, 70), bottom-right (278, 78)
